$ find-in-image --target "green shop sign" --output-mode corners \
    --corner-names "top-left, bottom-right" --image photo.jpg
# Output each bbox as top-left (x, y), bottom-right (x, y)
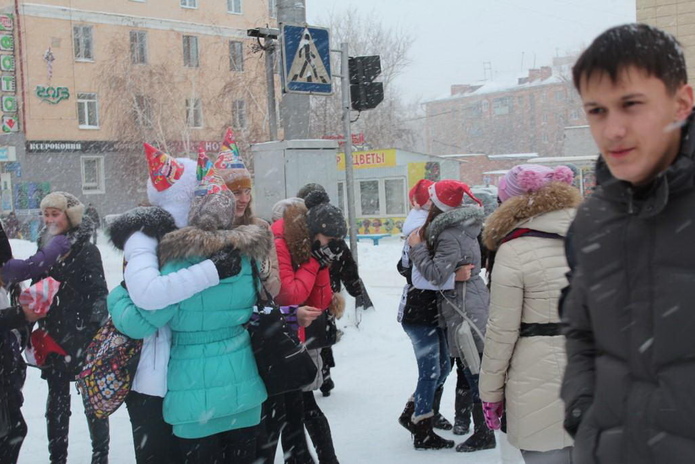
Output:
top-left (36, 85), bottom-right (69, 104)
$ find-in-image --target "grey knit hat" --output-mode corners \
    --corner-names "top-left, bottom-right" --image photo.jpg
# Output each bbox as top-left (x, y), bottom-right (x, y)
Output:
top-left (187, 170), bottom-right (237, 231)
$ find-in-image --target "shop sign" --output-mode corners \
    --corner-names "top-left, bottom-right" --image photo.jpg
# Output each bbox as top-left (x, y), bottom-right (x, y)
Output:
top-left (36, 85), bottom-right (69, 104)
top-left (0, 15), bottom-right (13, 33)
top-left (336, 148), bottom-right (397, 170)
top-left (0, 35), bottom-right (13, 52)
top-left (2, 115), bottom-right (17, 132)
top-left (0, 55), bottom-right (13, 72)
top-left (26, 140), bottom-right (118, 153)
top-left (1, 75), bottom-right (14, 92)
top-left (1, 95), bottom-right (15, 112)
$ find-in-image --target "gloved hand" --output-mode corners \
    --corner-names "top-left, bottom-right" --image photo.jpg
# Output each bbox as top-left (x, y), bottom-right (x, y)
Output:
top-left (482, 401), bottom-right (504, 430)
top-left (49, 234), bottom-right (72, 256)
top-left (355, 282), bottom-right (374, 310)
top-left (210, 246), bottom-right (242, 280)
top-left (311, 240), bottom-right (345, 268)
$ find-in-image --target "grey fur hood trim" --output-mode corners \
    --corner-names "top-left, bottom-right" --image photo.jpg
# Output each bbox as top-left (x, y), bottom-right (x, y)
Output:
top-left (158, 224), bottom-right (272, 266)
top-left (483, 182), bottom-right (581, 251)
top-left (108, 206), bottom-right (177, 251)
top-left (426, 206), bottom-right (485, 246)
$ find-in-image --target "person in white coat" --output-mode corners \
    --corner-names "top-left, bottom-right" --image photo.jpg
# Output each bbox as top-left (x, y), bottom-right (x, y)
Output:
top-left (107, 144), bottom-right (244, 463)
top-left (479, 164), bottom-right (578, 464)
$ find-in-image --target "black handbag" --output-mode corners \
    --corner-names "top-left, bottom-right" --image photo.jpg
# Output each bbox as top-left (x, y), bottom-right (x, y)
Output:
top-left (248, 263), bottom-right (318, 397)
top-left (304, 312), bottom-right (337, 350)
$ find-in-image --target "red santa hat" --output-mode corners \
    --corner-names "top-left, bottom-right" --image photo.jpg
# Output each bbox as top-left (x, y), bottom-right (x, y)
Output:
top-left (428, 180), bottom-right (483, 212)
top-left (408, 179), bottom-right (434, 207)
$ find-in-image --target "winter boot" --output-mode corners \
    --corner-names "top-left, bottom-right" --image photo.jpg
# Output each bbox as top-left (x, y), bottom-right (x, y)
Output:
top-left (412, 415), bottom-right (455, 450)
top-left (431, 385), bottom-right (453, 430)
top-left (305, 410), bottom-right (340, 464)
top-left (453, 386), bottom-right (472, 435)
top-left (398, 399), bottom-right (416, 433)
top-left (455, 403), bottom-right (496, 452)
top-left (87, 415), bottom-right (110, 464)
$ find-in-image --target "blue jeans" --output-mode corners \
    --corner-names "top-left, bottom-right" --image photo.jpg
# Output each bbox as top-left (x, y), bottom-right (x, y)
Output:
top-left (402, 323), bottom-right (452, 417)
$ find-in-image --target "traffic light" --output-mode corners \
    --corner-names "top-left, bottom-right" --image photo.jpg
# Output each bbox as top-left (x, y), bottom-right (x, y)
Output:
top-left (349, 56), bottom-right (384, 111)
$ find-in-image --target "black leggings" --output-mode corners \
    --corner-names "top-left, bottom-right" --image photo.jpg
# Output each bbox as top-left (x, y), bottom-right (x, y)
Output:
top-left (0, 400), bottom-right (26, 464)
top-left (43, 368), bottom-right (109, 464)
top-left (125, 391), bottom-right (183, 464)
top-left (178, 426), bottom-right (257, 464)
top-left (256, 390), bottom-right (313, 464)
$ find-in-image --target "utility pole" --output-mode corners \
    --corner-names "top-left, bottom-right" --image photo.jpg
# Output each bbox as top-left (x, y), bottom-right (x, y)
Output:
top-left (339, 42), bottom-right (358, 264)
top-left (247, 28), bottom-right (279, 140)
top-left (278, 0), bottom-right (310, 139)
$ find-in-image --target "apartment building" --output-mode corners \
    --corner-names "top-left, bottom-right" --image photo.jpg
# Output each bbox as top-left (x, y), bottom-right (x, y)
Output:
top-left (424, 58), bottom-right (586, 185)
top-left (0, 0), bottom-right (277, 222)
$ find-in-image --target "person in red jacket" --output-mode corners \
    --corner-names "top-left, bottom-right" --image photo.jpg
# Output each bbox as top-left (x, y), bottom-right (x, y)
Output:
top-left (257, 190), bottom-right (345, 464)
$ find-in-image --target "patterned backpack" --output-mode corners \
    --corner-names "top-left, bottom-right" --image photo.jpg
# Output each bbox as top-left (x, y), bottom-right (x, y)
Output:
top-left (76, 319), bottom-right (143, 419)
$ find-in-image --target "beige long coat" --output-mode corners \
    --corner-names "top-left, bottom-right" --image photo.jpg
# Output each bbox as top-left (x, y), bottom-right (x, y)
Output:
top-left (479, 182), bottom-right (579, 452)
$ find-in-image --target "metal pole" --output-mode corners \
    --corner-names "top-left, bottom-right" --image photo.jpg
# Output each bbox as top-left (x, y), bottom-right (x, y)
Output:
top-left (265, 42), bottom-right (278, 140)
top-left (341, 42), bottom-right (358, 265)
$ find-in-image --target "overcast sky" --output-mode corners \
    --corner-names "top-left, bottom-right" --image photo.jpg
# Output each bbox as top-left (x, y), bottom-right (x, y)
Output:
top-left (304, 0), bottom-right (636, 102)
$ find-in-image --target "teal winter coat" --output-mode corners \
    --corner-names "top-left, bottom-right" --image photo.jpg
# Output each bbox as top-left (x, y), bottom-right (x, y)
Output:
top-left (109, 224), bottom-right (273, 439)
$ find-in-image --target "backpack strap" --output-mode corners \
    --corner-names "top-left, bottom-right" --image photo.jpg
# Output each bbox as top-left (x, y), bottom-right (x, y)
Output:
top-left (500, 228), bottom-right (564, 244)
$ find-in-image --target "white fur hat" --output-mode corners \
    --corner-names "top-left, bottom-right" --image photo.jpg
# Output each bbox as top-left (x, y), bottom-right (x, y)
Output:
top-left (40, 192), bottom-right (84, 227)
top-left (147, 157), bottom-right (198, 228)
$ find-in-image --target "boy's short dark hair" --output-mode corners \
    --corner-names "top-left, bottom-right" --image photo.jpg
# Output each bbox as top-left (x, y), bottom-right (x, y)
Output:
top-left (573, 24), bottom-right (687, 94)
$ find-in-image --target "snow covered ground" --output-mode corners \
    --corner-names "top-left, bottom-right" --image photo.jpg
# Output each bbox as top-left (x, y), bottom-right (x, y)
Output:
top-left (13, 233), bottom-right (510, 463)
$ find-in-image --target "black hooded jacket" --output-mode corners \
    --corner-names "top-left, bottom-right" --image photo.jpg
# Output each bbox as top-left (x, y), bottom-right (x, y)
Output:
top-left (34, 217), bottom-right (108, 375)
top-left (561, 112), bottom-right (695, 464)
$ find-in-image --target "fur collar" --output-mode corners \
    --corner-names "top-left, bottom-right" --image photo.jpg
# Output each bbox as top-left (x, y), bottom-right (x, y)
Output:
top-left (158, 224), bottom-right (272, 266)
top-left (108, 206), bottom-right (177, 251)
top-left (282, 202), bottom-right (312, 267)
top-left (483, 182), bottom-right (582, 251)
top-left (37, 215), bottom-right (94, 250)
top-left (426, 206), bottom-right (485, 247)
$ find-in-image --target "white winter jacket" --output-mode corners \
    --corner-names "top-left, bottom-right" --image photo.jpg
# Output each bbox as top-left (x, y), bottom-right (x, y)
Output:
top-left (479, 182), bottom-right (580, 452)
top-left (123, 231), bottom-right (219, 397)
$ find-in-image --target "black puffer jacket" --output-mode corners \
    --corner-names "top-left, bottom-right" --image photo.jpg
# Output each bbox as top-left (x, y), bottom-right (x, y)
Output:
top-left (561, 113), bottom-right (695, 464)
top-left (35, 217), bottom-right (108, 375)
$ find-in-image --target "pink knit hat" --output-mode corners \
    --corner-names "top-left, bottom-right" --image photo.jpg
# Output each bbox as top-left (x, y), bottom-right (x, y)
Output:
top-left (498, 164), bottom-right (574, 203)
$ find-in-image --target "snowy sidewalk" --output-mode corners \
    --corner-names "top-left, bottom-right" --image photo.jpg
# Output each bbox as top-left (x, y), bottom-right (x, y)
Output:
top-left (15, 236), bottom-right (505, 463)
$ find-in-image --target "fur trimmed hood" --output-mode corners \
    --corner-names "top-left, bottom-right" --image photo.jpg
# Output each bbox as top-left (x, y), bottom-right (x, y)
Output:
top-left (158, 224), bottom-right (273, 266)
top-left (108, 206), bottom-right (177, 251)
top-left (278, 201), bottom-right (312, 267)
top-left (425, 206), bottom-right (485, 247)
top-left (483, 181), bottom-right (582, 251)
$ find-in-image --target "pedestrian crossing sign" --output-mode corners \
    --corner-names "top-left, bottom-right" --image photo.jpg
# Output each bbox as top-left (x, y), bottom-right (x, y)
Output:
top-left (281, 24), bottom-right (332, 95)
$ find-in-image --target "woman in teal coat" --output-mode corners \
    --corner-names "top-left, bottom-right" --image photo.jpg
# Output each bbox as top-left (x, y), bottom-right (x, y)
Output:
top-left (108, 169), bottom-right (272, 463)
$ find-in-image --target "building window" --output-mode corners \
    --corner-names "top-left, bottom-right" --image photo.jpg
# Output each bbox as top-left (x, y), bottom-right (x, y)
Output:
top-left (134, 95), bottom-right (152, 128)
top-left (81, 156), bottom-right (105, 193)
top-left (180, 0), bottom-right (197, 8)
top-left (481, 100), bottom-right (489, 113)
top-left (337, 181), bottom-right (345, 212)
top-left (555, 90), bottom-right (565, 101)
top-left (355, 177), bottom-right (408, 217)
top-left (269, 0), bottom-right (277, 18)
top-left (130, 31), bottom-right (147, 64)
top-left (232, 99), bottom-right (247, 128)
top-left (186, 98), bottom-right (203, 128)
top-left (569, 109), bottom-right (580, 120)
top-left (229, 41), bottom-right (244, 72)
top-left (542, 133), bottom-right (549, 143)
top-left (77, 93), bottom-right (99, 128)
top-left (359, 180), bottom-right (380, 216)
top-left (227, 0), bottom-right (242, 14)
top-left (73, 25), bottom-right (93, 61)
top-left (493, 97), bottom-right (513, 116)
top-left (183, 35), bottom-right (199, 67)
top-left (384, 178), bottom-right (406, 215)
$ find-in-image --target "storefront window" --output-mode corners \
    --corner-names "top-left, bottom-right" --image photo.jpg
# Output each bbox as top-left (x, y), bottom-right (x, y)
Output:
top-left (359, 180), bottom-right (379, 215)
top-left (385, 178), bottom-right (405, 215)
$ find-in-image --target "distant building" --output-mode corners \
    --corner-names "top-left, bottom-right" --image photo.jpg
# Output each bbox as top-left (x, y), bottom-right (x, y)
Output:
top-left (424, 58), bottom-right (586, 163)
top-left (0, 0), bottom-right (277, 222)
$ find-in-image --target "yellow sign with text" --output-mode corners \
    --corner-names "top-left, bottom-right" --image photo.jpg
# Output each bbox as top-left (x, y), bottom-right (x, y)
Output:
top-left (337, 149), bottom-right (397, 170)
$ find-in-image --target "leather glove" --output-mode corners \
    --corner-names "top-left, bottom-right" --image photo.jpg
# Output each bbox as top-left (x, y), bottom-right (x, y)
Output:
top-left (355, 281), bottom-right (374, 310)
top-left (482, 401), bottom-right (504, 430)
top-left (210, 246), bottom-right (242, 280)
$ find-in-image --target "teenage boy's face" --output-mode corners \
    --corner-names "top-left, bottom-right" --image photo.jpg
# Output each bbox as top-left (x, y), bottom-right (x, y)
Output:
top-left (580, 66), bottom-right (694, 186)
